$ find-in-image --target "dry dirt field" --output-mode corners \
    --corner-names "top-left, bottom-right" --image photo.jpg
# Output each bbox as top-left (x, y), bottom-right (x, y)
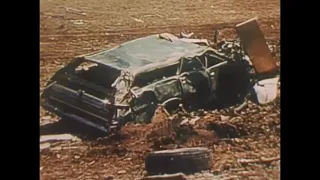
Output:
top-left (40, 0), bottom-right (280, 179)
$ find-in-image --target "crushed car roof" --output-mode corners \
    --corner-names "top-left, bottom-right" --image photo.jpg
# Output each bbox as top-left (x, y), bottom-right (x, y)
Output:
top-left (84, 34), bottom-right (207, 70)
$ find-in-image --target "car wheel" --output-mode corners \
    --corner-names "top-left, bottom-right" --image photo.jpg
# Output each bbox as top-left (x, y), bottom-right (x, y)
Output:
top-left (145, 147), bottom-right (213, 175)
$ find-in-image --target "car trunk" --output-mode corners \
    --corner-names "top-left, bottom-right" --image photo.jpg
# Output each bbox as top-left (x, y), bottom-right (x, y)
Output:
top-left (41, 57), bottom-right (121, 133)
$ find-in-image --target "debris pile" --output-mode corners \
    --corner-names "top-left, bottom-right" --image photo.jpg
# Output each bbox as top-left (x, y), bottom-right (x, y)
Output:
top-left (40, 18), bottom-right (279, 137)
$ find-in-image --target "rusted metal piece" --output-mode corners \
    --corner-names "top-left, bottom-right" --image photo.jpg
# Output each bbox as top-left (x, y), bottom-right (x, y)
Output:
top-left (235, 18), bottom-right (278, 74)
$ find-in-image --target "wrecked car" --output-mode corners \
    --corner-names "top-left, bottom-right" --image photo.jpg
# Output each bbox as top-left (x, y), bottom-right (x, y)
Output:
top-left (41, 18), bottom-right (279, 134)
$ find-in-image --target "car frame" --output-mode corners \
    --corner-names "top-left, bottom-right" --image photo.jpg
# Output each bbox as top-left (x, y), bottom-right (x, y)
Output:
top-left (40, 18), bottom-right (279, 134)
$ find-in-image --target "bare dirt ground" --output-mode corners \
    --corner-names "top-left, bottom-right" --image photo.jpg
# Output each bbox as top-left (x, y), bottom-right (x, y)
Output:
top-left (40, 0), bottom-right (280, 179)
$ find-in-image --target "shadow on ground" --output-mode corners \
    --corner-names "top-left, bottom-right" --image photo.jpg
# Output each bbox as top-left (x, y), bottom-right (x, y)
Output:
top-left (40, 120), bottom-right (107, 140)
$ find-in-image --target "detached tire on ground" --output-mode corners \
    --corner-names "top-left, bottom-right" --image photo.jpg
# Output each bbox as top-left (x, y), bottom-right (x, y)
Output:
top-left (145, 147), bottom-right (213, 175)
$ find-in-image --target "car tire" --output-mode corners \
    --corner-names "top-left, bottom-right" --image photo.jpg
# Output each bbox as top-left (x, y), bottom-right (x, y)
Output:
top-left (145, 147), bottom-right (213, 175)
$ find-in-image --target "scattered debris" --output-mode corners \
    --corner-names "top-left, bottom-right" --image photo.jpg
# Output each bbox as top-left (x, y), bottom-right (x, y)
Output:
top-left (117, 170), bottom-right (127, 174)
top-left (133, 18), bottom-right (144, 23)
top-left (40, 134), bottom-right (78, 143)
top-left (143, 14), bottom-right (164, 18)
top-left (189, 117), bottom-right (200, 125)
top-left (238, 156), bottom-right (280, 165)
top-left (70, 20), bottom-right (85, 25)
top-left (65, 7), bottom-right (86, 16)
top-left (41, 12), bottom-right (64, 19)
top-left (180, 32), bottom-right (194, 38)
top-left (219, 175), bottom-right (243, 180)
top-left (139, 173), bottom-right (187, 180)
top-left (220, 115), bottom-right (230, 121)
top-left (88, 160), bottom-right (95, 165)
top-left (50, 146), bottom-right (88, 151)
top-left (180, 119), bottom-right (189, 126)
top-left (234, 101), bottom-right (248, 112)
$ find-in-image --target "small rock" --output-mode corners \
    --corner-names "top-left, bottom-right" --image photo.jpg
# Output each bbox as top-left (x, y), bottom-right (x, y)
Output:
top-left (88, 160), bottom-right (95, 165)
top-left (189, 117), bottom-right (200, 125)
top-left (74, 155), bottom-right (81, 159)
top-left (56, 154), bottom-right (61, 158)
top-left (125, 158), bottom-right (132, 161)
top-left (220, 115), bottom-right (230, 121)
top-left (40, 167), bottom-right (43, 171)
top-left (104, 175), bottom-right (114, 180)
top-left (70, 20), bottom-right (84, 25)
top-left (117, 170), bottom-right (127, 174)
top-left (270, 135), bottom-right (274, 139)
